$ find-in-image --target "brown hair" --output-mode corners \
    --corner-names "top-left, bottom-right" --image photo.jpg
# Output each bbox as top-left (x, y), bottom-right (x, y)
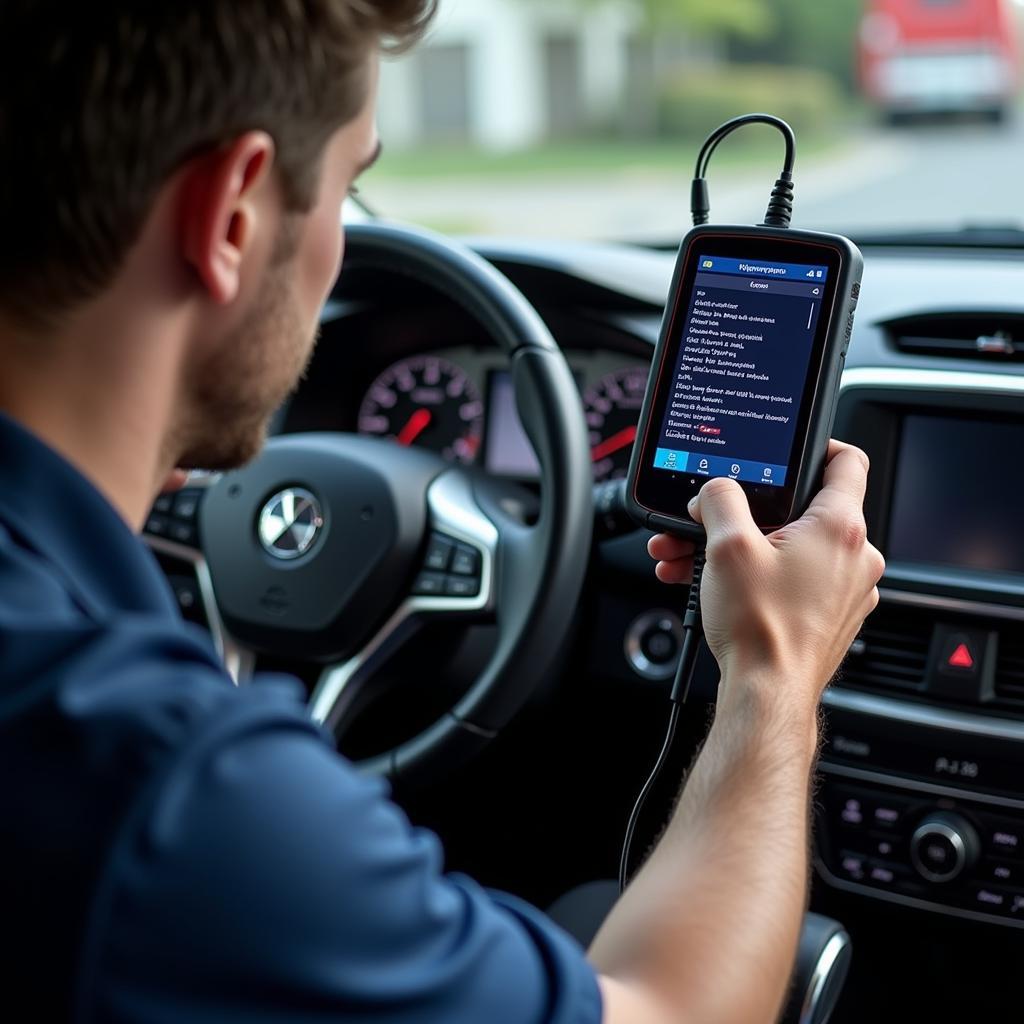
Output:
top-left (0, 1), bottom-right (434, 328)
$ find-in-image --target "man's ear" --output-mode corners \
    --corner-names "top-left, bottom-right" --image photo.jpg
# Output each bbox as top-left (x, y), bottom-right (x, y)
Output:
top-left (180, 132), bottom-right (276, 305)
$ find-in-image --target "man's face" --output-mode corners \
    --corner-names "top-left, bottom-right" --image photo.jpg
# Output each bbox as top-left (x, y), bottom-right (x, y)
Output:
top-left (176, 59), bottom-right (381, 472)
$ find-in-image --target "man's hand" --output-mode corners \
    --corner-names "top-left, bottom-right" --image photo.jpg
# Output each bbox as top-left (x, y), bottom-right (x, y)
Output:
top-left (650, 440), bottom-right (884, 714)
top-left (593, 441), bottom-right (883, 1024)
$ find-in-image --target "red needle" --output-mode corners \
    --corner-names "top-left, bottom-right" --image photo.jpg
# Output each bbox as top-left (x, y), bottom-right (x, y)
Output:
top-left (591, 424), bottom-right (637, 463)
top-left (397, 408), bottom-right (432, 446)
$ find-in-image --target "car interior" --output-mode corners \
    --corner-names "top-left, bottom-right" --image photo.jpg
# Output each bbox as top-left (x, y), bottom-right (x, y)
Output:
top-left (133, 2), bottom-right (1024, 1019)
top-left (143, 216), bottom-right (1024, 1021)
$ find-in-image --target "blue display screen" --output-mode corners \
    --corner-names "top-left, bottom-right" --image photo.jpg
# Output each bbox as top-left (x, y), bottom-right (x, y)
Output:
top-left (652, 254), bottom-right (829, 487)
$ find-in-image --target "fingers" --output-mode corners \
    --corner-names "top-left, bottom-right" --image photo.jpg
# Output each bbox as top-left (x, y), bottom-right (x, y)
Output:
top-left (690, 477), bottom-right (766, 560)
top-left (648, 535), bottom-right (695, 586)
top-left (809, 441), bottom-right (870, 513)
top-left (160, 468), bottom-right (190, 493)
top-left (647, 534), bottom-right (695, 564)
top-left (655, 557), bottom-right (695, 585)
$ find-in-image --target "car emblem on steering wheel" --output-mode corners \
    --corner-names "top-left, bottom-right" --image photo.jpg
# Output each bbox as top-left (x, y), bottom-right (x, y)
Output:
top-left (257, 488), bottom-right (325, 561)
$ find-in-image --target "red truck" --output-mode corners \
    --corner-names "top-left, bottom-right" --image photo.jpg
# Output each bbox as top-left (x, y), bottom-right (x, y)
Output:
top-left (859, 0), bottom-right (1020, 122)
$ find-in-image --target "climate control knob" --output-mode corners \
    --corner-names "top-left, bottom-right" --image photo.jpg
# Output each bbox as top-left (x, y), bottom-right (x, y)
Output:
top-left (910, 812), bottom-right (979, 884)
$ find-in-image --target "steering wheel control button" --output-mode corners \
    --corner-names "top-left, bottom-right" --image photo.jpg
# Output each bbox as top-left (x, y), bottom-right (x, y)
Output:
top-left (412, 572), bottom-right (447, 597)
top-left (424, 535), bottom-right (455, 572)
top-left (451, 545), bottom-right (481, 578)
top-left (172, 490), bottom-right (202, 522)
top-left (145, 514), bottom-right (171, 538)
top-left (625, 611), bottom-right (684, 681)
top-left (153, 493), bottom-right (175, 514)
top-left (444, 576), bottom-right (481, 598)
top-left (911, 813), bottom-right (978, 884)
top-left (168, 522), bottom-right (198, 547)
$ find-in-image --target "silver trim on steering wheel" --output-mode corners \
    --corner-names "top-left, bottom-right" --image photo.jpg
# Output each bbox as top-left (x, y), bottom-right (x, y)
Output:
top-left (308, 469), bottom-right (499, 729)
top-left (144, 533), bottom-right (256, 685)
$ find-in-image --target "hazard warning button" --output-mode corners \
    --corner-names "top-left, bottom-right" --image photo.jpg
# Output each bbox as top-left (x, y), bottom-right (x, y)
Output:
top-left (928, 626), bottom-right (992, 702)
top-left (939, 633), bottom-right (980, 677)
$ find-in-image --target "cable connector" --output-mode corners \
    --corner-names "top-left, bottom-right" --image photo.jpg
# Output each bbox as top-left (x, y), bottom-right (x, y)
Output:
top-left (690, 113), bottom-right (797, 228)
top-left (763, 172), bottom-right (795, 229)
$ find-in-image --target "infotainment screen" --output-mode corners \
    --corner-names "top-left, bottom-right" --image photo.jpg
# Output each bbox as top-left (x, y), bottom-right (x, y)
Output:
top-left (887, 414), bottom-right (1024, 576)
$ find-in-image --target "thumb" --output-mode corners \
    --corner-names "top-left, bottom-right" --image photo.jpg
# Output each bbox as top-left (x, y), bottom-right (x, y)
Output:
top-left (690, 477), bottom-right (764, 552)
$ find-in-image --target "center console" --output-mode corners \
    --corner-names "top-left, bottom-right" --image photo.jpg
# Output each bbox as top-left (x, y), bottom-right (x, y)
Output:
top-left (817, 367), bottom-right (1024, 928)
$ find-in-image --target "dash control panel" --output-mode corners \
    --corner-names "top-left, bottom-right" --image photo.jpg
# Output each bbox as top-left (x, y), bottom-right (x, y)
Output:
top-left (816, 774), bottom-right (1024, 927)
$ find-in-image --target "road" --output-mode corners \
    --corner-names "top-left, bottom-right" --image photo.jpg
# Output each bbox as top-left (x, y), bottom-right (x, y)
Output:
top-left (366, 116), bottom-right (1024, 241)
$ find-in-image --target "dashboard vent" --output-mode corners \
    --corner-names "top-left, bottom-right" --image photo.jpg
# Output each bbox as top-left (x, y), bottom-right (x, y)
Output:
top-left (842, 607), bottom-right (932, 693)
top-left (885, 313), bottom-right (1024, 362)
top-left (994, 633), bottom-right (1024, 703)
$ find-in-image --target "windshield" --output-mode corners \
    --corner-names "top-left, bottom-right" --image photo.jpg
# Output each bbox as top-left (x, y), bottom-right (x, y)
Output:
top-left (363, 0), bottom-right (1024, 242)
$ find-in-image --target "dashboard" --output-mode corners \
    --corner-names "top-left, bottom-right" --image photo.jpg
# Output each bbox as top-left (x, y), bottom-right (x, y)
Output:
top-left (278, 289), bottom-right (652, 484)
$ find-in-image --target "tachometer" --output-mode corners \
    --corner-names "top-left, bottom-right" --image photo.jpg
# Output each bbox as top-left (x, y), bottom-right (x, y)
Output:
top-left (358, 356), bottom-right (484, 464)
top-left (584, 366), bottom-right (648, 482)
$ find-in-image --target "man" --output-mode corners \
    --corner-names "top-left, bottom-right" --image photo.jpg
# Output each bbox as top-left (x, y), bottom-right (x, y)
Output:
top-left (0, 3), bottom-right (884, 1022)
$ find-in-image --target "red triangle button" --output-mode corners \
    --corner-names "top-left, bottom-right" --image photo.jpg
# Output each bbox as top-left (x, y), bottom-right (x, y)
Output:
top-left (948, 643), bottom-right (974, 670)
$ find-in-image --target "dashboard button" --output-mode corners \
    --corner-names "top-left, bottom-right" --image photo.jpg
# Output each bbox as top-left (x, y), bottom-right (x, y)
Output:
top-left (981, 817), bottom-right (1024, 860)
top-left (910, 813), bottom-right (978, 884)
top-left (837, 851), bottom-right (868, 882)
top-left (872, 800), bottom-right (905, 829)
top-left (867, 860), bottom-right (913, 889)
top-left (424, 535), bottom-right (454, 572)
top-left (983, 859), bottom-right (1024, 886)
top-left (867, 834), bottom-right (902, 860)
top-left (968, 886), bottom-right (1009, 914)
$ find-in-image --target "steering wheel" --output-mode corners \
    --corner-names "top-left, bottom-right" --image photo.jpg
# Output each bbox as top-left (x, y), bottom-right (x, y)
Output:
top-left (189, 222), bottom-right (592, 784)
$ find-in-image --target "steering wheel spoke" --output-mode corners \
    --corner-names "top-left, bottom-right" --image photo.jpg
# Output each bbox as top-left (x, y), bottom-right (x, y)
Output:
top-left (308, 468), bottom-right (498, 733)
top-left (143, 481), bottom-right (256, 684)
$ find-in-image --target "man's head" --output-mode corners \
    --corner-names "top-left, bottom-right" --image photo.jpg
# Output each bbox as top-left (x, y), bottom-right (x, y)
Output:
top-left (0, 1), bottom-right (433, 471)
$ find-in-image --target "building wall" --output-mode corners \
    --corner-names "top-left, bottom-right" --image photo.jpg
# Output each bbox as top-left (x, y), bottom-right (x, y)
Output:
top-left (377, 0), bottom-right (637, 150)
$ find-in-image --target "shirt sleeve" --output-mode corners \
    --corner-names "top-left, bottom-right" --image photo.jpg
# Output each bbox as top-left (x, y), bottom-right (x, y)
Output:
top-left (84, 685), bottom-right (603, 1024)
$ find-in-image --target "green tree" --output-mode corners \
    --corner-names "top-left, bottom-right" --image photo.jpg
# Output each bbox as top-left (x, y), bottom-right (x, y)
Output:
top-left (726, 0), bottom-right (864, 90)
top-left (623, 0), bottom-right (774, 38)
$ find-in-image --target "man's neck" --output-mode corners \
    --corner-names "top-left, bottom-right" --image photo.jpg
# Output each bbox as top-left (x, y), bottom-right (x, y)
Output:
top-left (0, 311), bottom-right (183, 532)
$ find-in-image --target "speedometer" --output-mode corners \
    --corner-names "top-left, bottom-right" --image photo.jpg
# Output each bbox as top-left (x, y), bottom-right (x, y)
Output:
top-left (584, 366), bottom-right (648, 482)
top-left (358, 356), bottom-right (484, 464)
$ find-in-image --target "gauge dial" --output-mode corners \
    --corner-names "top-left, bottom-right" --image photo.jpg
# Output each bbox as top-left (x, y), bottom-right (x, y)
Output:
top-left (358, 356), bottom-right (484, 464)
top-left (584, 366), bottom-right (648, 482)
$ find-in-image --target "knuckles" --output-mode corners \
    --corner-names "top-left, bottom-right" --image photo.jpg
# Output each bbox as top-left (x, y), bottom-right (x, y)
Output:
top-left (707, 528), bottom-right (757, 566)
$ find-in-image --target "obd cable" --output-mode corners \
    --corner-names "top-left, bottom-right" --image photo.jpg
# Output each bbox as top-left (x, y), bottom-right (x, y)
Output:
top-left (617, 114), bottom-right (797, 893)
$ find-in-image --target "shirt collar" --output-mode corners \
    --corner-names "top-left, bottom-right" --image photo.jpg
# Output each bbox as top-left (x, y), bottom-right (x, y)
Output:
top-left (0, 411), bottom-right (179, 620)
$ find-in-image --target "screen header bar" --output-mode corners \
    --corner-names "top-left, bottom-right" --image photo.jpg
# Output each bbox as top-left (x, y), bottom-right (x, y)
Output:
top-left (698, 255), bottom-right (829, 283)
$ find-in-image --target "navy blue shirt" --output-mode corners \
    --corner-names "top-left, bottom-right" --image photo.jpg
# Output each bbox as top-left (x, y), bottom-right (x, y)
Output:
top-left (0, 412), bottom-right (602, 1024)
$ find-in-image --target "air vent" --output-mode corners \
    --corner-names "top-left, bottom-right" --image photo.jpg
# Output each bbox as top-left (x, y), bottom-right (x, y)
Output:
top-left (842, 607), bottom-right (932, 693)
top-left (885, 313), bottom-right (1024, 362)
top-left (994, 632), bottom-right (1024, 703)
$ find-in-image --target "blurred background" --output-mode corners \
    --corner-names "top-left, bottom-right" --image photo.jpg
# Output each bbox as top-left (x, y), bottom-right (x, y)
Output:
top-left (362, 0), bottom-right (1024, 240)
